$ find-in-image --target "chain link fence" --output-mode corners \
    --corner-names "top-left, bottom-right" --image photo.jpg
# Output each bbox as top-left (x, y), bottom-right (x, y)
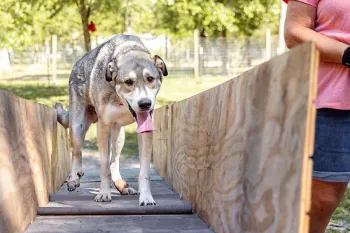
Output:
top-left (0, 34), bottom-right (280, 81)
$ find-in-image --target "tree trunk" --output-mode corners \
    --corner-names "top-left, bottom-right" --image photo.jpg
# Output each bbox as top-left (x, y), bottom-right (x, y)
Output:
top-left (79, 0), bottom-right (91, 51)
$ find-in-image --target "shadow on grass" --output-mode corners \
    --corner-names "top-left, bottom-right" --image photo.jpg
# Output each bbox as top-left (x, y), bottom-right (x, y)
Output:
top-left (84, 131), bottom-right (138, 159)
top-left (0, 83), bottom-right (68, 101)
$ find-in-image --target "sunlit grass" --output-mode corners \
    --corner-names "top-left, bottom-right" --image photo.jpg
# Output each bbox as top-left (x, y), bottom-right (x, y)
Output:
top-left (326, 188), bottom-right (350, 233)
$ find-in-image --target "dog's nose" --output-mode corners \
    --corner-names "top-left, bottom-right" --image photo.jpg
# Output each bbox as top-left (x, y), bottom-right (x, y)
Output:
top-left (138, 98), bottom-right (152, 110)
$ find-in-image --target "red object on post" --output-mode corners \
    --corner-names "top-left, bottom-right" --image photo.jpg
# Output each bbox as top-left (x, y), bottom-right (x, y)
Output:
top-left (282, 0), bottom-right (288, 3)
top-left (88, 21), bottom-right (96, 32)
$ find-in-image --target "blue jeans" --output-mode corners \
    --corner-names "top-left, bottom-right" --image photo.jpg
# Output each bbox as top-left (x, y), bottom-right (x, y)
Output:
top-left (312, 108), bottom-right (350, 182)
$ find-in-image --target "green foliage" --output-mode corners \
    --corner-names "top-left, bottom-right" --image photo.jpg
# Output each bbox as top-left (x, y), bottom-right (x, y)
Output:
top-left (153, 0), bottom-right (280, 38)
top-left (0, 1), bottom-right (34, 47)
top-left (153, 0), bottom-right (233, 37)
top-left (330, 188), bottom-right (350, 223)
top-left (228, 0), bottom-right (280, 36)
top-left (0, 0), bottom-right (281, 48)
top-left (31, 0), bottom-right (124, 48)
top-left (0, 0), bottom-right (81, 47)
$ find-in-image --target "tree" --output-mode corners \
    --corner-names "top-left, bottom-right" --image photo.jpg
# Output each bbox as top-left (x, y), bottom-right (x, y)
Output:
top-left (153, 0), bottom-right (280, 38)
top-left (29, 0), bottom-right (122, 51)
top-left (0, 0), bottom-right (34, 47)
top-left (152, 0), bottom-right (280, 73)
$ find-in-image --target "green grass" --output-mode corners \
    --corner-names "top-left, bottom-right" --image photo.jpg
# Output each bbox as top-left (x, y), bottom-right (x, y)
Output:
top-left (0, 75), bottom-right (231, 157)
top-left (155, 75), bottom-right (232, 107)
top-left (0, 79), bottom-right (69, 108)
top-left (326, 188), bottom-right (350, 233)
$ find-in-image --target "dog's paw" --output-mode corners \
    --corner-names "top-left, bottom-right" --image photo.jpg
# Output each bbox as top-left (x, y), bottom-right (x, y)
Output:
top-left (139, 194), bottom-right (156, 206)
top-left (67, 179), bottom-right (80, 191)
top-left (77, 171), bottom-right (84, 178)
top-left (121, 187), bottom-right (138, 195)
top-left (66, 172), bottom-right (83, 192)
top-left (114, 179), bottom-right (138, 195)
top-left (94, 190), bottom-right (112, 202)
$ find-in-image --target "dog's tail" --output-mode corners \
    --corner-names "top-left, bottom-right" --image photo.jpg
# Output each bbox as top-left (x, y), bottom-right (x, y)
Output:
top-left (54, 103), bottom-right (69, 129)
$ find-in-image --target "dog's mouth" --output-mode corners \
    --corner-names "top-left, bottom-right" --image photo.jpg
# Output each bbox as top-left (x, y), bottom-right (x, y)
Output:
top-left (127, 101), bottom-right (137, 119)
top-left (126, 101), bottom-right (155, 134)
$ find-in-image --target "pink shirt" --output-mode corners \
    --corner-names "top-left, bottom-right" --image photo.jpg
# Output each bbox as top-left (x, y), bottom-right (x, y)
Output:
top-left (284, 0), bottom-right (350, 109)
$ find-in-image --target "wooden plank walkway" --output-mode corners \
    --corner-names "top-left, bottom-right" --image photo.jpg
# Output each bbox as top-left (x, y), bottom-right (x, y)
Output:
top-left (25, 165), bottom-right (212, 233)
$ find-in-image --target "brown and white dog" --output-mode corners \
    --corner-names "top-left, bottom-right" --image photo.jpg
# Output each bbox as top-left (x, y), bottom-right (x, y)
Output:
top-left (55, 34), bottom-right (167, 206)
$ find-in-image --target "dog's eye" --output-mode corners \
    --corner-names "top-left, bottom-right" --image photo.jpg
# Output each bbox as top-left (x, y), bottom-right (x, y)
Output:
top-left (147, 76), bottom-right (154, 82)
top-left (125, 79), bottom-right (133, 86)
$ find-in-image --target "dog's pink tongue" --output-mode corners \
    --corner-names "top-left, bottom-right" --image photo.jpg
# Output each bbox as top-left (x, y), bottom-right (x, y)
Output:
top-left (136, 112), bottom-right (155, 133)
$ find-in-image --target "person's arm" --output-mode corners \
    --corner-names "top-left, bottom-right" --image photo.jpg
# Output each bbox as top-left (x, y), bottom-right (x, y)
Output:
top-left (284, 0), bottom-right (348, 64)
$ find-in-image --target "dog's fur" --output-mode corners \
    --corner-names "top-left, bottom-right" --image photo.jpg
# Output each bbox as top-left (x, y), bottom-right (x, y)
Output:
top-left (55, 34), bottom-right (167, 206)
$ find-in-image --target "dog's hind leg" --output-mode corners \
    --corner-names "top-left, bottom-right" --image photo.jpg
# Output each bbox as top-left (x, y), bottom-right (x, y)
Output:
top-left (95, 120), bottom-right (112, 202)
top-left (110, 124), bottom-right (138, 195)
top-left (138, 132), bottom-right (156, 206)
top-left (67, 104), bottom-right (93, 191)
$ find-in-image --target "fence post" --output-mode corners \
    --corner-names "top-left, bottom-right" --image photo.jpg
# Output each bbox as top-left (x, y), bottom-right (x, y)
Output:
top-left (45, 38), bottom-right (50, 82)
top-left (266, 28), bottom-right (271, 61)
top-left (194, 29), bottom-right (199, 83)
top-left (51, 34), bottom-right (57, 84)
top-left (165, 36), bottom-right (168, 60)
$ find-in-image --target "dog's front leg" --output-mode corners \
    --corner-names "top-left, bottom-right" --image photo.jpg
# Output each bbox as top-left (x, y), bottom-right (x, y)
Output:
top-left (95, 121), bottom-right (112, 202)
top-left (110, 125), bottom-right (137, 195)
top-left (138, 132), bottom-right (155, 206)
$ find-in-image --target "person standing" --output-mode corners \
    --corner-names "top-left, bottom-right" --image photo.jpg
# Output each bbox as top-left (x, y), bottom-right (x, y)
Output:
top-left (283, 0), bottom-right (350, 232)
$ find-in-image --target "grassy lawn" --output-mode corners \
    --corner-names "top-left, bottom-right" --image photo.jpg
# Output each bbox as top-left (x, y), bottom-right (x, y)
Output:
top-left (326, 188), bottom-right (350, 233)
top-left (0, 75), bottom-right (231, 158)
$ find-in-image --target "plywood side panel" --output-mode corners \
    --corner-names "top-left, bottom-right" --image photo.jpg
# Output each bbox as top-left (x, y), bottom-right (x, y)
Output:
top-left (298, 43), bottom-right (319, 233)
top-left (153, 105), bottom-right (169, 179)
top-left (0, 90), bottom-right (69, 233)
top-left (153, 42), bottom-right (318, 233)
top-left (51, 122), bottom-right (70, 193)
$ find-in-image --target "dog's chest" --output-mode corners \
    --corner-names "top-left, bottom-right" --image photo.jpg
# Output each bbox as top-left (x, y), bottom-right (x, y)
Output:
top-left (101, 104), bottom-right (135, 126)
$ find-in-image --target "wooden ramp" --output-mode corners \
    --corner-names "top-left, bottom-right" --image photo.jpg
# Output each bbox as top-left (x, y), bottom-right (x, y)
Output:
top-left (1, 42), bottom-right (318, 233)
top-left (25, 167), bottom-right (212, 233)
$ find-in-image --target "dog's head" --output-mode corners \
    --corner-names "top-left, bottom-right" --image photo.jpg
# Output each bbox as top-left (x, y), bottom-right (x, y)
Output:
top-left (105, 52), bottom-right (167, 133)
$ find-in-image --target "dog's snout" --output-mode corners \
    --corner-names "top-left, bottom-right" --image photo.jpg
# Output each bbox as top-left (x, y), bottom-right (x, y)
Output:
top-left (138, 98), bottom-right (152, 110)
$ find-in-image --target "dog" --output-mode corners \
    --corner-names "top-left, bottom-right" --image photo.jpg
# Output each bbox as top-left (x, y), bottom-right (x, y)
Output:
top-left (55, 34), bottom-right (167, 206)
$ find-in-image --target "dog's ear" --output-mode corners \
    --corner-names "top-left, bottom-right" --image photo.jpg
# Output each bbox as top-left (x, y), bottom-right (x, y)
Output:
top-left (153, 55), bottom-right (168, 77)
top-left (106, 58), bottom-right (117, 82)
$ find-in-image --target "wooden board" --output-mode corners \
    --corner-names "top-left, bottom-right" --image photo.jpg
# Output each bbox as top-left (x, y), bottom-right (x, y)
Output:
top-left (25, 215), bottom-right (212, 233)
top-left (0, 90), bottom-right (69, 233)
top-left (153, 42), bottom-right (318, 233)
top-left (37, 194), bottom-right (192, 215)
top-left (51, 122), bottom-right (70, 193)
top-left (153, 105), bottom-right (170, 179)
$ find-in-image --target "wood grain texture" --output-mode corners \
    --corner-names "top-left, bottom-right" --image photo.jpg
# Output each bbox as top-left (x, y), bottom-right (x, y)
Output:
top-left (0, 90), bottom-right (69, 233)
top-left (153, 105), bottom-right (170, 179)
top-left (26, 215), bottom-right (212, 233)
top-left (298, 41), bottom-right (319, 233)
top-left (153, 42), bottom-right (318, 233)
top-left (51, 122), bottom-right (70, 193)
